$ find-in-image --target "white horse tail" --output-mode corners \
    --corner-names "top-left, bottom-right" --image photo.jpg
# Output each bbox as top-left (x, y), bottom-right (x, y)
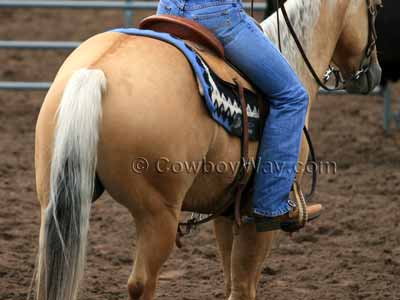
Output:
top-left (36, 69), bottom-right (106, 300)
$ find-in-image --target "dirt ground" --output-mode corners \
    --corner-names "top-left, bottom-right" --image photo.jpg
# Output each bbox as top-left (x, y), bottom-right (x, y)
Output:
top-left (1, 6), bottom-right (400, 300)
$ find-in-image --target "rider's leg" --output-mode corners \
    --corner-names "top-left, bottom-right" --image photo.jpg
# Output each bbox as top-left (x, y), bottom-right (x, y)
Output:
top-left (219, 13), bottom-right (309, 219)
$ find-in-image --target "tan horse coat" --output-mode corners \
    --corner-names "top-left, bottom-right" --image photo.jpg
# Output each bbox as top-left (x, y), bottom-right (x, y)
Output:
top-left (34, 0), bottom-right (381, 299)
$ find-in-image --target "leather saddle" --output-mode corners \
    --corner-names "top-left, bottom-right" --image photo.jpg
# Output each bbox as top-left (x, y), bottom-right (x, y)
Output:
top-left (139, 15), bottom-right (225, 58)
top-left (139, 15), bottom-right (259, 95)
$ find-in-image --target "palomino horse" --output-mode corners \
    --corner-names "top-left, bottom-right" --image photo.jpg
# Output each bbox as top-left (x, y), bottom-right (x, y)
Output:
top-left (34, 0), bottom-right (382, 299)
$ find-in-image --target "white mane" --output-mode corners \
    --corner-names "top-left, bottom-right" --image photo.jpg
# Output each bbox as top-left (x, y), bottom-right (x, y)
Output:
top-left (261, 0), bottom-right (321, 74)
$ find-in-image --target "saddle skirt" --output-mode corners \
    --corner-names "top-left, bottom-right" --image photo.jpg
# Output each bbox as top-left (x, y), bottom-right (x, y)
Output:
top-left (113, 16), bottom-right (267, 140)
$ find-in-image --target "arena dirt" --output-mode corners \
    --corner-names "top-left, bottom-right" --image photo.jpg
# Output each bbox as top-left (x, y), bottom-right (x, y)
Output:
top-left (1, 7), bottom-right (399, 300)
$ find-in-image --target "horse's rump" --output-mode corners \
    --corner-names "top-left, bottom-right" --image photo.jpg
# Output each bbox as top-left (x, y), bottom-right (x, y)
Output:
top-left (37, 31), bottom-right (246, 213)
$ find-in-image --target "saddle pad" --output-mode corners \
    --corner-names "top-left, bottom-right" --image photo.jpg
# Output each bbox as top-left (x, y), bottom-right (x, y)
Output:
top-left (111, 28), bottom-right (264, 140)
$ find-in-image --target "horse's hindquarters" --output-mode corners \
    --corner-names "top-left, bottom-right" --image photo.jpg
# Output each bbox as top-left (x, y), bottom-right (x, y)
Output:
top-left (85, 34), bottom-right (220, 212)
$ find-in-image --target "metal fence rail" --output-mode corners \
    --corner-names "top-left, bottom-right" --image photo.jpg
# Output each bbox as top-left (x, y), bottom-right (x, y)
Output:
top-left (0, 81), bottom-right (51, 90)
top-left (0, 0), bottom-right (265, 10)
top-left (0, 41), bottom-right (80, 49)
top-left (0, 0), bottom-right (157, 9)
top-left (0, 0), bottom-right (156, 27)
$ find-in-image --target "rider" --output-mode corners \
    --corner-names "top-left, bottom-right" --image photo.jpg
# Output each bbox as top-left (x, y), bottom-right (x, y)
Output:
top-left (156, 0), bottom-right (322, 232)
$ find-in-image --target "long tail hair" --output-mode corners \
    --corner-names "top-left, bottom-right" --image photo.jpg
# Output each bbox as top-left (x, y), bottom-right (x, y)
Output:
top-left (35, 69), bottom-right (106, 300)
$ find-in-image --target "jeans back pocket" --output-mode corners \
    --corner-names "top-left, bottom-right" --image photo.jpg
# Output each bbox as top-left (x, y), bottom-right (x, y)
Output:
top-left (188, 5), bottom-right (241, 32)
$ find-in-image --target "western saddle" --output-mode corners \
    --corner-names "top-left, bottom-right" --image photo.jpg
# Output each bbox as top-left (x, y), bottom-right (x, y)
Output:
top-left (139, 15), bottom-right (225, 58)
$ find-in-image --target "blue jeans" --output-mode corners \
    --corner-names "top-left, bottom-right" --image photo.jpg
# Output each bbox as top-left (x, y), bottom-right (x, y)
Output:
top-left (157, 0), bottom-right (309, 217)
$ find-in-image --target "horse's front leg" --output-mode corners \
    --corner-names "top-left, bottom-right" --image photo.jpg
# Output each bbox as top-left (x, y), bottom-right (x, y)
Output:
top-left (214, 217), bottom-right (235, 297)
top-left (229, 224), bottom-right (276, 300)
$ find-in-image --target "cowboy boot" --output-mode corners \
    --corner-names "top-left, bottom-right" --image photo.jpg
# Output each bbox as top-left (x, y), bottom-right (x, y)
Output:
top-left (254, 203), bottom-right (322, 233)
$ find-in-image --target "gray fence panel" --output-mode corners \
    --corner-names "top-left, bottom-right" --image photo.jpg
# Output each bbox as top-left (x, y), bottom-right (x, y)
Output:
top-left (0, 0), bottom-right (267, 91)
top-left (0, 81), bottom-right (52, 90)
top-left (0, 41), bottom-right (80, 49)
top-left (0, 0), bottom-right (265, 10)
top-left (0, 0), bottom-right (157, 9)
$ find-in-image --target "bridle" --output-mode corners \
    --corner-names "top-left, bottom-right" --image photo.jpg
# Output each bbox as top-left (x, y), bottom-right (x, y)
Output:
top-left (249, 0), bottom-right (382, 91)
top-left (326, 0), bottom-right (382, 87)
top-left (349, 0), bottom-right (381, 82)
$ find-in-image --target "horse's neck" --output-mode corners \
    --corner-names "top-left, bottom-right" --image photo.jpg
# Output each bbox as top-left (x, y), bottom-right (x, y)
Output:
top-left (261, 0), bottom-right (346, 95)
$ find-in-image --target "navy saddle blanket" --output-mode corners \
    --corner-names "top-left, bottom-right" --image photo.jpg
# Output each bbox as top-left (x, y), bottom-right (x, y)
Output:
top-left (112, 28), bottom-right (264, 140)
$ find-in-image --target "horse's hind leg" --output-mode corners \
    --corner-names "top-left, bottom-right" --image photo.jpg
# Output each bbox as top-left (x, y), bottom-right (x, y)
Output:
top-left (229, 225), bottom-right (275, 300)
top-left (126, 195), bottom-right (181, 300)
top-left (214, 217), bottom-right (235, 297)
